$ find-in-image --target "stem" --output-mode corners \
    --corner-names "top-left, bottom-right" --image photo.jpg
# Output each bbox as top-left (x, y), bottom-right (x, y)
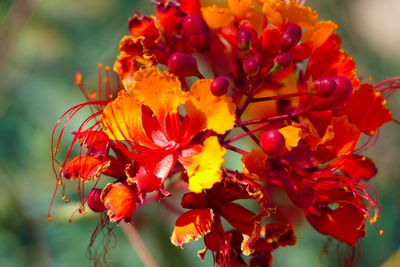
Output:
top-left (237, 110), bottom-right (304, 126)
top-left (120, 223), bottom-right (159, 267)
top-left (240, 125), bottom-right (259, 145)
top-left (374, 77), bottom-right (400, 88)
top-left (223, 144), bottom-right (247, 154)
top-left (225, 122), bottom-right (269, 143)
top-left (250, 92), bottom-right (306, 103)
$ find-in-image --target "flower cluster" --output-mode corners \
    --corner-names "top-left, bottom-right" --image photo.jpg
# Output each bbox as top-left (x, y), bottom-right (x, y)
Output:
top-left (50, 0), bottom-right (399, 266)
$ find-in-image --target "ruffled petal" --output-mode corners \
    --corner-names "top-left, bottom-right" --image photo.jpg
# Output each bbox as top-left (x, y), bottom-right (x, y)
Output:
top-left (201, 5), bottom-right (234, 29)
top-left (171, 208), bottom-right (214, 247)
top-left (62, 155), bottom-right (110, 182)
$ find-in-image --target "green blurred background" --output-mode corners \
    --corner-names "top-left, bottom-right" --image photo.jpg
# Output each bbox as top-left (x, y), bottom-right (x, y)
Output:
top-left (0, 0), bottom-right (399, 266)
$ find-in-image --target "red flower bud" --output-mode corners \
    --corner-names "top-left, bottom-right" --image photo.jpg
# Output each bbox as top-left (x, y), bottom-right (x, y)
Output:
top-left (243, 58), bottom-right (260, 76)
top-left (168, 52), bottom-right (199, 77)
top-left (281, 24), bottom-right (302, 50)
top-left (331, 76), bottom-right (353, 105)
top-left (236, 29), bottom-right (252, 50)
top-left (312, 77), bottom-right (337, 97)
top-left (182, 15), bottom-right (211, 51)
top-left (275, 53), bottom-right (293, 67)
top-left (260, 129), bottom-right (286, 157)
top-left (210, 76), bottom-right (230, 96)
top-left (87, 188), bottom-right (106, 213)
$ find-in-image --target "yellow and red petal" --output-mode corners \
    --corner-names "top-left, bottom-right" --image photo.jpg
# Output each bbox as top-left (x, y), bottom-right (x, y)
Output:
top-left (179, 136), bottom-right (226, 193)
top-left (129, 67), bottom-right (190, 126)
top-left (62, 155), bottom-right (110, 182)
top-left (101, 90), bottom-right (157, 147)
top-left (186, 79), bottom-right (236, 134)
top-left (171, 208), bottom-right (214, 247)
top-left (101, 182), bottom-right (137, 223)
top-left (338, 84), bottom-right (393, 135)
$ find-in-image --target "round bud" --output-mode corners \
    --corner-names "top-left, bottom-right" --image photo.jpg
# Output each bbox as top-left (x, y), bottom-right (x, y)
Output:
top-left (243, 58), bottom-right (260, 76)
top-left (260, 129), bottom-right (286, 157)
top-left (330, 76), bottom-right (353, 106)
top-left (236, 29), bottom-right (252, 50)
top-left (87, 188), bottom-right (106, 212)
top-left (281, 23), bottom-right (302, 50)
top-left (211, 76), bottom-right (230, 96)
top-left (168, 52), bottom-right (199, 77)
top-left (275, 53), bottom-right (293, 67)
top-left (312, 77), bottom-right (337, 97)
top-left (182, 15), bottom-right (210, 51)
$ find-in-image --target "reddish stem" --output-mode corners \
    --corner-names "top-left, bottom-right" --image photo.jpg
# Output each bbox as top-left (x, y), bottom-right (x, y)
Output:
top-left (250, 91), bottom-right (306, 103)
top-left (223, 144), bottom-right (247, 154)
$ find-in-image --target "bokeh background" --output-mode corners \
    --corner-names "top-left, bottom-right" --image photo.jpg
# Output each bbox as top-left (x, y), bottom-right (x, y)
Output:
top-left (0, 0), bottom-right (399, 266)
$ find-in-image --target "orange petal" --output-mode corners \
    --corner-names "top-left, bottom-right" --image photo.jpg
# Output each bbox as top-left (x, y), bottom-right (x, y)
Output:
top-left (302, 21), bottom-right (338, 48)
top-left (186, 79), bottom-right (236, 134)
top-left (227, 0), bottom-right (263, 29)
top-left (339, 84), bottom-right (393, 135)
top-left (241, 149), bottom-right (269, 180)
top-left (62, 155), bottom-right (110, 182)
top-left (262, 0), bottom-right (318, 28)
top-left (179, 136), bottom-right (225, 193)
top-left (171, 208), bottom-right (214, 247)
top-left (201, 5), bottom-right (234, 29)
top-left (101, 182), bottom-right (137, 223)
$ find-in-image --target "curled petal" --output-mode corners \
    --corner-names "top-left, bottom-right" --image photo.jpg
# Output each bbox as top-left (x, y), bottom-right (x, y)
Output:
top-left (62, 156), bottom-right (110, 182)
top-left (241, 149), bottom-right (269, 180)
top-left (180, 136), bottom-right (226, 193)
top-left (101, 182), bottom-right (137, 223)
top-left (338, 154), bottom-right (377, 181)
top-left (302, 21), bottom-right (338, 48)
top-left (171, 208), bottom-right (214, 247)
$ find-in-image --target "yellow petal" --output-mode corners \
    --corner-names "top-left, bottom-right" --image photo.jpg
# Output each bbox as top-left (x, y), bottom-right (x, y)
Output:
top-left (201, 5), bottom-right (234, 29)
top-left (186, 79), bottom-right (236, 134)
top-left (302, 21), bottom-right (338, 47)
top-left (278, 125), bottom-right (301, 150)
top-left (263, 0), bottom-right (318, 28)
top-left (181, 136), bottom-right (225, 193)
top-left (130, 67), bottom-right (190, 125)
top-left (227, 0), bottom-right (263, 29)
top-left (171, 209), bottom-right (214, 247)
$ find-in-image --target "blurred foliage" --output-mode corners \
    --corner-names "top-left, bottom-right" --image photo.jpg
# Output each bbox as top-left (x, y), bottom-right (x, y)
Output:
top-left (0, 0), bottom-right (399, 266)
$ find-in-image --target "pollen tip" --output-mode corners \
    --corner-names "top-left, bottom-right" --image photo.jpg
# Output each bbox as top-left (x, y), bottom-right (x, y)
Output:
top-left (47, 215), bottom-right (52, 221)
top-left (379, 230), bottom-right (384, 236)
top-left (68, 218), bottom-right (73, 223)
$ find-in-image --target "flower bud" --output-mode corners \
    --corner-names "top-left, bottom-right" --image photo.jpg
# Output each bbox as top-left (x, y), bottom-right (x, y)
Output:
top-left (87, 188), bottom-right (106, 213)
top-left (260, 129), bottom-right (286, 157)
top-left (168, 52), bottom-right (199, 77)
top-left (281, 23), bottom-right (302, 50)
top-left (210, 76), bottom-right (230, 96)
top-left (182, 15), bottom-right (211, 51)
top-left (312, 77), bottom-right (336, 97)
top-left (275, 53), bottom-right (293, 67)
top-left (243, 58), bottom-right (260, 76)
top-left (236, 29), bottom-right (252, 50)
top-left (330, 76), bottom-right (353, 106)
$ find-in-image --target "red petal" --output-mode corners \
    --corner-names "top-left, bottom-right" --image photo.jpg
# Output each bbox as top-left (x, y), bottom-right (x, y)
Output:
top-left (178, 0), bottom-right (201, 15)
top-left (339, 84), bottom-right (393, 135)
top-left (221, 202), bottom-right (257, 236)
top-left (338, 154), bottom-right (377, 181)
top-left (181, 192), bottom-right (209, 209)
top-left (305, 205), bottom-right (365, 246)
